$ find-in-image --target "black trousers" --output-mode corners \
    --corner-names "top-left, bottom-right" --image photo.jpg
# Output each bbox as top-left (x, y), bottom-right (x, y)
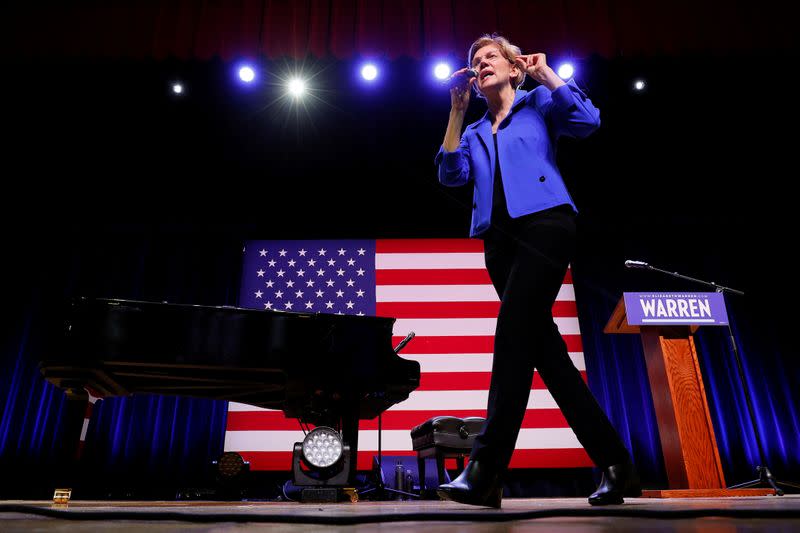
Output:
top-left (470, 205), bottom-right (630, 471)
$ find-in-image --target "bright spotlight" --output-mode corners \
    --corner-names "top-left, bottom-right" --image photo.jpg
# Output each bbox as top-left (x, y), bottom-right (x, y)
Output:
top-left (557, 63), bottom-right (575, 80)
top-left (302, 427), bottom-right (344, 468)
top-left (434, 63), bottom-right (451, 80)
top-left (361, 64), bottom-right (378, 81)
top-left (172, 83), bottom-right (183, 94)
top-left (239, 66), bottom-right (256, 83)
top-left (634, 79), bottom-right (646, 91)
top-left (288, 78), bottom-right (306, 97)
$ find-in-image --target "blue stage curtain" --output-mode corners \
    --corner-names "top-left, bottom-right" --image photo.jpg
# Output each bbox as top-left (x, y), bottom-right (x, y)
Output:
top-left (80, 395), bottom-right (228, 491)
top-left (0, 304), bottom-right (74, 484)
top-left (694, 296), bottom-right (800, 485)
top-left (0, 233), bottom-right (242, 496)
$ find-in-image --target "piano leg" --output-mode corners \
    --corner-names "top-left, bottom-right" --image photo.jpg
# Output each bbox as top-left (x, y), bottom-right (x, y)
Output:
top-left (341, 407), bottom-right (360, 485)
top-left (54, 387), bottom-right (89, 497)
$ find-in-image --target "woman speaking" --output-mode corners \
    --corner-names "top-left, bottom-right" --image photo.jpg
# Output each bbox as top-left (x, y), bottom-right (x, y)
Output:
top-left (434, 34), bottom-right (640, 508)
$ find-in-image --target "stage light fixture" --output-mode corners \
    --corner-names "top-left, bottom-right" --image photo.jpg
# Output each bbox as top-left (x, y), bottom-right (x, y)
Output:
top-left (292, 426), bottom-right (352, 502)
top-left (239, 66), bottom-right (256, 83)
top-left (434, 63), bottom-right (451, 80)
top-left (302, 427), bottom-right (344, 468)
top-left (211, 451), bottom-right (250, 500)
top-left (288, 78), bottom-right (306, 98)
top-left (361, 64), bottom-right (378, 81)
top-left (172, 83), bottom-right (183, 94)
top-left (634, 79), bottom-right (646, 91)
top-left (557, 63), bottom-right (575, 80)
top-left (214, 451), bottom-right (250, 480)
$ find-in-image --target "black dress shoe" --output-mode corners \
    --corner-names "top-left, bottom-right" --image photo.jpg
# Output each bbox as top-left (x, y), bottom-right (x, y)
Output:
top-left (437, 459), bottom-right (503, 508)
top-left (588, 461), bottom-right (642, 505)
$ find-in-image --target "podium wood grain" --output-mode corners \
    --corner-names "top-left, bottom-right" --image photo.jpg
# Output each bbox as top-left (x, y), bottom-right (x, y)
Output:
top-left (640, 327), bottom-right (726, 489)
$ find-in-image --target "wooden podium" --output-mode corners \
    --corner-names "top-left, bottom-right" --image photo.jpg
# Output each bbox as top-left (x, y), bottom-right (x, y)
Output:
top-left (605, 296), bottom-right (773, 497)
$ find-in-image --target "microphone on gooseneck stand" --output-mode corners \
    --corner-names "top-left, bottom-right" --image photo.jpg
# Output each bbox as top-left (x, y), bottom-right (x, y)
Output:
top-left (624, 260), bottom-right (651, 270)
top-left (393, 331), bottom-right (415, 353)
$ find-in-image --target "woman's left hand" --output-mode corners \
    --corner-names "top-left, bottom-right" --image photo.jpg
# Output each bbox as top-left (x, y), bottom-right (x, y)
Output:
top-left (515, 53), bottom-right (565, 90)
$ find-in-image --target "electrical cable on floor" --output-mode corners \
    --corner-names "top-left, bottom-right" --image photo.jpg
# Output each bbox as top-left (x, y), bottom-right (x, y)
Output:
top-left (1, 503), bottom-right (799, 524)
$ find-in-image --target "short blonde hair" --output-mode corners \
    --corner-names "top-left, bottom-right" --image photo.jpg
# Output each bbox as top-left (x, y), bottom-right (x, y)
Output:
top-left (467, 34), bottom-right (526, 97)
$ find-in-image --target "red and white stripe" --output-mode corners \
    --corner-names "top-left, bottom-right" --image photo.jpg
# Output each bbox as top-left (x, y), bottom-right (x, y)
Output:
top-left (76, 389), bottom-right (101, 458)
top-left (225, 239), bottom-right (592, 470)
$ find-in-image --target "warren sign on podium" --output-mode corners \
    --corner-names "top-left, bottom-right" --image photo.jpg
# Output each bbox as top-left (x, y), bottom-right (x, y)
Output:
top-left (623, 292), bottom-right (729, 327)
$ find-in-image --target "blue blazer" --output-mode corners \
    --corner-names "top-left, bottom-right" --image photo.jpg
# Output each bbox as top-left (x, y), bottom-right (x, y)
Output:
top-left (435, 80), bottom-right (600, 237)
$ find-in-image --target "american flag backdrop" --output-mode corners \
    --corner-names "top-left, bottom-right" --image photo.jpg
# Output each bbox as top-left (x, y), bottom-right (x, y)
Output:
top-left (225, 239), bottom-right (593, 470)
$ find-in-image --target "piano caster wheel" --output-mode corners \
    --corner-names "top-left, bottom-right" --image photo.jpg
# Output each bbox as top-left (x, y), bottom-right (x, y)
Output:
top-left (53, 488), bottom-right (72, 505)
top-left (343, 487), bottom-right (359, 503)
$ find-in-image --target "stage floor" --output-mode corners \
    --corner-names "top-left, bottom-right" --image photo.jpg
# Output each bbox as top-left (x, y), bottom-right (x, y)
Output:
top-left (1, 495), bottom-right (799, 532)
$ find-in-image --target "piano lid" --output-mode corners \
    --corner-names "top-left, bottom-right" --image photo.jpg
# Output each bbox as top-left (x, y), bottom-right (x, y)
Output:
top-left (41, 297), bottom-right (420, 421)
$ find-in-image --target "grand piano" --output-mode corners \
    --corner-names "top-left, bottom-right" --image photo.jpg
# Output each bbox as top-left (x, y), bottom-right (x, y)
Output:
top-left (39, 297), bottom-right (420, 483)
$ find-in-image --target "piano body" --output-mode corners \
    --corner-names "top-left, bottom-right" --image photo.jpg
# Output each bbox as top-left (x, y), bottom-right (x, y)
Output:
top-left (39, 297), bottom-right (420, 483)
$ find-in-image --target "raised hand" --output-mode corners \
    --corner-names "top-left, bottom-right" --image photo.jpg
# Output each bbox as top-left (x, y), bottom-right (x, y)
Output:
top-left (449, 68), bottom-right (476, 112)
top-left (514, 53), bottom-right (565, 90)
